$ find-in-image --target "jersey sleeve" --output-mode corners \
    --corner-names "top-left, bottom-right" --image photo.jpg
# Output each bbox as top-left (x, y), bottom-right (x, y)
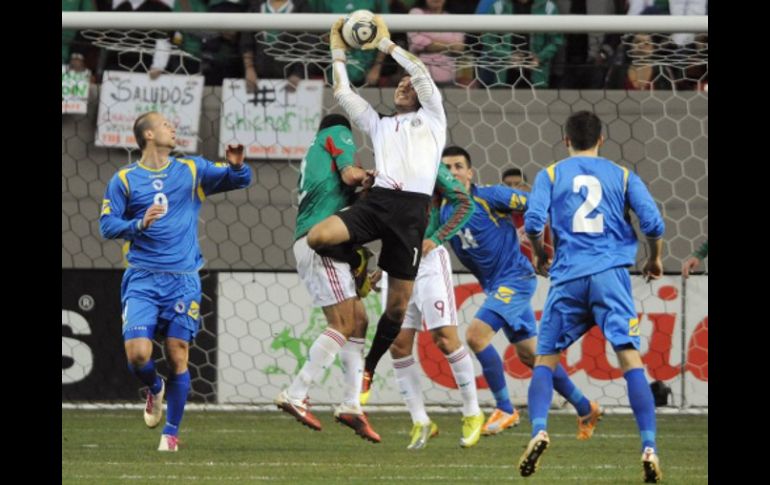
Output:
top-left (332, 60), bottom-right (380, 135)
top-left (325, 125), bottom-right (356, 172)
top-left (98, 173), bottom-right (144, 240)
top-left (429, 163), bottom-right (474, 245)
top-left (487, 184), bottom-right (529, 212)
top-left (524, 169), bottom-right (552, 237)
top-left (198, 156), bottom-right (253, 196)
top-left (626, 171), bottom-right (665, 239)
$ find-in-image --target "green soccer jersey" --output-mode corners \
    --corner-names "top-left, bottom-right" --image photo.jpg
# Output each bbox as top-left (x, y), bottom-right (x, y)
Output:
top-left (294, 125), bottom-right (357, 240)
top-left (425, 163), bottom-right (474, 246)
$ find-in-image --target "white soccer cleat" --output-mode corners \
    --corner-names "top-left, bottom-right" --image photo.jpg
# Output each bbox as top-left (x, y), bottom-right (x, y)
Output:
top-left (143, 379), bottom-right (165, 428)
top-left (642, 447), bottom-right (663, 483)
top-left (518, 430), bottom-right (550, 477)
top-left (158, 434), bottom-right (178, 452)
top-left (275, 389), bottom-right (322, 431)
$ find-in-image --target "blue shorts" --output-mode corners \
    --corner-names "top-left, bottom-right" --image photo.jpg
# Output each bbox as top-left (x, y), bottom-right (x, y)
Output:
top-left (537, 266), bottom-right (639, 355)
top-left (120, 268), bottom-right (202, 343)
top-left (475, 276), bottom-right (538, 344)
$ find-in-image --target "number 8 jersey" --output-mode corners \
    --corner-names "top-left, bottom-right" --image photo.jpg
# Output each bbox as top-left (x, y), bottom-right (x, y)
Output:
top-left (524, 156), bottom-right (664, 285)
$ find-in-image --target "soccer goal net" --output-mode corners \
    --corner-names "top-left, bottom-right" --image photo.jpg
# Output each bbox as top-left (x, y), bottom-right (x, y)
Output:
top-left (62, 13), bottom-right (707, 411)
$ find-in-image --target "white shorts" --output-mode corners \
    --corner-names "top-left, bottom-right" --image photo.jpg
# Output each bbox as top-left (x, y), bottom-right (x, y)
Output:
top-left (382, 246), bottom-right (457, 331)
top-left (293, 236), bottom-right (357, 308)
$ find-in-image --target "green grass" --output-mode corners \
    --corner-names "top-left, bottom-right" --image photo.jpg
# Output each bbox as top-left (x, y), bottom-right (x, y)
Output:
top-left (62, 410), bottom-right (707, 484)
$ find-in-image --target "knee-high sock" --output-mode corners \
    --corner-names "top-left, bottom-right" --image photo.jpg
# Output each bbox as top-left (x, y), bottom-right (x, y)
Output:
top-left (393, 355), bottom-right (430, 425)
top-left (625, 368), bottom-right (657, 451)
top-left (162, 370), bottom-right (190, 437)
top-left (552, 364), bottom-right (592, 416)
top-left (528, 365), bottom-right (554, 437)
top-left (446, 346), bottom-right (481, 417)
top-left (364, 313), bottom-right (402, 373)
top-left (339, 337), bottom-right (365, 407)
top-left (129, 360), bottom-right (163, 394)
top-left (288, 328), bottom-right (346, 400)
top-left (474, 344), bottom-right (513, 414)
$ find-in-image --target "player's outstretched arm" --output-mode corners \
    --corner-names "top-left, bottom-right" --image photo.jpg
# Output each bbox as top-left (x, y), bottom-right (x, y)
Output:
top-left (364, 16), bottom-right (443, 118)
top-left (330, 17), bottom-right (379, 134)
top-left (198, 146), bottom-right (253, 196)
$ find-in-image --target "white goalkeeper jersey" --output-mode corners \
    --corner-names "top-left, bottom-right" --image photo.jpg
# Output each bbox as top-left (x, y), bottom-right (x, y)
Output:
top-left (333, 46), bottom-right (446, 196)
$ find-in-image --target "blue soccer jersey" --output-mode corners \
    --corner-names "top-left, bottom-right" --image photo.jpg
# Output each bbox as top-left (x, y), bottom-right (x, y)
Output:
top-left (442, 184), bottom-right (533, 292)
top-left (99, 156), bottom-right (252, 273)
top-left (525, 156), bottom-right (664, 285)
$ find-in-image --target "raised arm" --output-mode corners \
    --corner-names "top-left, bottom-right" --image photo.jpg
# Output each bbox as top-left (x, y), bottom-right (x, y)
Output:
top-left (365, 17), bottom-right (444, 119)
top-left (198, 145), bottom-right (253, 196)
top-left (330, 18), bottom-right (380, 134)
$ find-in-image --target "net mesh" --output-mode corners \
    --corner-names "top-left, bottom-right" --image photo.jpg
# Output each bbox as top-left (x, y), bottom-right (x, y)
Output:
top-left (62, 25), bottom-right (707, 409)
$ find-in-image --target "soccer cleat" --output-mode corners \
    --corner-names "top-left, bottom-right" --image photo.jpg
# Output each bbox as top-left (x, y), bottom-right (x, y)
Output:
top-left (459, 412), bottom-right (485, 448)
top-left (143, 379), bottom-right (165, 428)
top-left (642, 447), bottom-right (663, 483)
top-left (481, 408), bottom-right (520, 436)
top-left (157, 434), bottom-right (178, 452)
top-left (407, 421), bottom-right (439, 450)
top-left (576, 400), bottom-right (603, 440)
top-left (334, 403), bottom-right (381, 443)
top-left (353, 247), bottom-right (373, 298)
top-left (360, 369), bottom-right (374, 406)
top-left (518, 430), bottom-right (550, 477)
top-left (275, 389), bottom-right (322, 431)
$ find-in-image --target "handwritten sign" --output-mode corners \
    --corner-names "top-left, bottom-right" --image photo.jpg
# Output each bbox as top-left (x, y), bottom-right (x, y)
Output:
top-left (96, 71), bottom-right (204, 152)
top-left (62, 65), bottom-right (90, 114)
top-left (219, 79), bottom-right (323, 160)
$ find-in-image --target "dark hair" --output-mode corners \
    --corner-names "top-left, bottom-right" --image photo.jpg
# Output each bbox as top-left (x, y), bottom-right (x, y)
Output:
top-left (502, 167), bottom-right (526, 182)
top-left (318, 113), bottom-right (351, 132)
top-left (133, 112), bottom-right (157, 151)
top-left (441, 145), bottom-right (472, 167)
top-left (565, 111), bottom-right (603, 151)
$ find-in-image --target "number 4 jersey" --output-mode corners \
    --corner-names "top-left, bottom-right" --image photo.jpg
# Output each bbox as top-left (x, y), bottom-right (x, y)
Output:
top-left (441, 183), bottom-right (534, 293)
top-left (524, 156), bottom-right (664, 285)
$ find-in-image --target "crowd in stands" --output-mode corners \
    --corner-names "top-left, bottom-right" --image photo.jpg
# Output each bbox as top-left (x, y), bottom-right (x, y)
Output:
top-left (63, 0), bottom-right (707, 91)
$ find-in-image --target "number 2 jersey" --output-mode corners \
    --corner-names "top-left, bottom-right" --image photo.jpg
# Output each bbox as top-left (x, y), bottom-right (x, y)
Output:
top-left (99, 156), bottom-right (252, 273)
top-left (524, 156), bottom-right (664, 285)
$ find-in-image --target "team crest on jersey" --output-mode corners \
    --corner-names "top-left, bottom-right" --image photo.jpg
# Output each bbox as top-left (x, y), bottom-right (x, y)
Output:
top-left (152, 179), bottom-right (164, 191)
top-left (411, 116), bottom-right (422, 128)
top-left (187, 301), bottom-right (200, 320)
top-left (175, 301), bottom-right (186, 314)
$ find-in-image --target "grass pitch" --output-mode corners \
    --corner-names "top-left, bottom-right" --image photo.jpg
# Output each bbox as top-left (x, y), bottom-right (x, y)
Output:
top-left (62, 409), bottom-right (707, 484)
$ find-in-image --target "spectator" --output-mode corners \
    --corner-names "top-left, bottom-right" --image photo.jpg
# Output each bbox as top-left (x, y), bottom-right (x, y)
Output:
top-left (241, 0), bottom-right (310, 93)
top-left (62, 0), bottom-right (98, 73)
top-left (407, 0), bottom-right (466, 86)
top-left (606, 33), bottom-right (674, 90)
top-left (200, 0), bottom-right (247, 86)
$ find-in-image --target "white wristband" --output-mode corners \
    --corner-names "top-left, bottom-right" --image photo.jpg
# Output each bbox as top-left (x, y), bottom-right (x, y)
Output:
top-left (331, 49), bottom-right (347, 62)
top-left (378, 38), bottom-right (395, 54)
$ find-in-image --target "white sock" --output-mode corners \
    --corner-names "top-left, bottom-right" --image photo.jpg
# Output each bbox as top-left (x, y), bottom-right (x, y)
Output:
top-left (393, 355), bottom-right (430, 425)
top-left (447, 346), bottom-right (481, 417)
top-left (339, 337), bottom-right (365, 407)
top-left (288, 328), bottom-right (346, 400)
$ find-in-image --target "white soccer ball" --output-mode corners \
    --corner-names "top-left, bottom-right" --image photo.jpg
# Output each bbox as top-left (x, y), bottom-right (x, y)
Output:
top-left (341, 10), bottom-right (378, 50)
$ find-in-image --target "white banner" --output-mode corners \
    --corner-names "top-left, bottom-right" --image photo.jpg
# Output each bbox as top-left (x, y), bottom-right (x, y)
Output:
top-left (218, 79), bottom-right (324, 160)
top-left (62, 65), bottom-right (90, 114)
top-left (96, 70), bottom-right (203, 152)
top-left (217, 273), bottom-right (708, 408)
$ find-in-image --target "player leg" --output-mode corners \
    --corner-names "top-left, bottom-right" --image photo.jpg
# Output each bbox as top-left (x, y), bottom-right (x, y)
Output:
top-left (276, 237), bottom-right (358, 431)
top-left (121, 269), bottom-right (165, 429)
top-left (465, 312), bottom-right (518, 435)
top-left (157, 272), bottom-right (202, 452)
top-left (592, 268), bottom-right (661, 483)
top-left (334, 298), bottom-right (381, 443)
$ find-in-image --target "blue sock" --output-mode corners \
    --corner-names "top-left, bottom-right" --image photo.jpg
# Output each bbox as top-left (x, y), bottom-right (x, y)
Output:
top-left (475, 344), bottom-right (513, 414)
top-left (528, 365), bottom-right (554, 437)
top-left (129, 361), bottom-right (163, 395)
top-left (553, 364), bottom-right (592, 416)
top-left (625, 368), bottom-right (657, 451)
top-left (162, 370), bottom-right (191, 437)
